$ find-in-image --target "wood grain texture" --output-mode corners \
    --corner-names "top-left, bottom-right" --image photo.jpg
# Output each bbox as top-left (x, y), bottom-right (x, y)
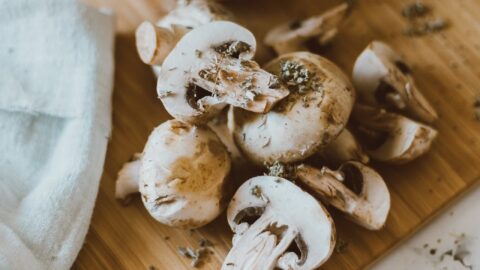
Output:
top-left (74, 0), bottom-right (480, 269)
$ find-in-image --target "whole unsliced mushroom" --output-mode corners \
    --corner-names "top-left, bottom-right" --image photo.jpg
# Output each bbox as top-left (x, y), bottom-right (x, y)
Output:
top-left (295, 162), bottom-right (390, 230)
top-left (316, 128), bottom-right (370, 166)
top-left (157, 21), bottom-right (289, 124)
top-left (232, 52), bottom-right (355, 165)
top-left (135, 0), bottom-right (230, 66)
top-left (351, 104), bottom-right (438, 164)
top-left (116, 120), bottom-right (231, 229)
top-left (264, 3), bottom-right (349, 54)
top-left (352, 41), bottom-right (438, 123)
top-left (223, 176), bottom-right (335, 269)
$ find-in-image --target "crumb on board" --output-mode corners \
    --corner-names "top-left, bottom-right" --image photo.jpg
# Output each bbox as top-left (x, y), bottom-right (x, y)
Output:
top-left (177, 246), bottom-right (207, 268)
top-left (335, 239), bottom-right (349, 253)
top-left (402, 2), bottom-right (449, 36)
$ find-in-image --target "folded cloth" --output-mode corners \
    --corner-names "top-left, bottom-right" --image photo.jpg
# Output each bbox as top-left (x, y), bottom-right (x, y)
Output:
top-left (0, 0), bottom-right (114, 269)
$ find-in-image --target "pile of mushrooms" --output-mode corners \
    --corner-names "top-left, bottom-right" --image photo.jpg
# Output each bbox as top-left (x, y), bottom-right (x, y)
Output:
top-left (115, 2), bottom-right (439, 269)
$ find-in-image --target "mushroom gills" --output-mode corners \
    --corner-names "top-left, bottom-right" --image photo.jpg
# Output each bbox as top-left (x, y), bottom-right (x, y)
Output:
top-left (351, 104), bottom-right (438, 164)
top-left (352, 41), bottom-right (438, 123)
top-left (295, 162), bottom-right (391, 230)
top-left (264, 3), bottom-right (350, 54)
top-left (224, 176), bottom-right (335, 270)
top-left (191, 51), bottom-right (289, 113)
top-left (158, 21), bottom-right (290, 124)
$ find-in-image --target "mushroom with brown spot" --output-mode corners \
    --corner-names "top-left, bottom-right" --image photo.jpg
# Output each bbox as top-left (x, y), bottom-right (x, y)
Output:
top-left (351, 104), bottom-right (438, 164)
top-left (231, 52), bottom-right (355, 165)
top-left (222, 176), bottom-right (335, 269)
top-left (295, 162), bottom-right (390, 230)
top-left (115, 119), bottom-right (231, 229)
top-left (264, 3), bottom-right (349, 55)
top-left (353, 41), bottom-right (438, 123)
top-left (157, 21), bottom-right (289, 124)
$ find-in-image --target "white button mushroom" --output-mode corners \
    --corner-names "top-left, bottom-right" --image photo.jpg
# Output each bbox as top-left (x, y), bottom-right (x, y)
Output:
top-left (316, 128), bottom-right (370, 166)
top-left (295, 162), bottom-right (391, 230)
top-left (231, 52), bottom-right (355, 165)
top-left (351, 104), bottom-right (438, 164)
top-left (135, 0), bottom-right (231, 67)
top-left (157, 21), bottom-right (289, 124)
top-left (120, 120), bottom-right (232, 229)
top-left (352, 41), bottom-right (438, 123)
top-left (223, 176), bottom-right (335, 270)
top-left (264, 3), bottom-right (349, 55)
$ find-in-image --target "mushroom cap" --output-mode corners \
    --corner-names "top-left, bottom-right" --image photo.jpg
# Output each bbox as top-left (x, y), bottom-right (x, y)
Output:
top-left (223, 176), bottom-right (335, 270)
top-left (352, 104), bottom-right (438, 164)
top-left (352, 40), bottom-right (438, 123)
top-left (264, 3), bottom-right (349, 54)
top-left (232, 52), bottom-right (355, 165)
top-left (317, 128), bottom-right (370, 166)
top-left (296, 162), bottom-right (390, 230)
top-left (157, 0), bottom-right (231, 30)
top-left (139, 120), bottom-right (231, 229)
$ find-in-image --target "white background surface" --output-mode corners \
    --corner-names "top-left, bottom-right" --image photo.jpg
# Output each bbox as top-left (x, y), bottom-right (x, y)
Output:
top-left (371, 183), bottom-right (480, 270)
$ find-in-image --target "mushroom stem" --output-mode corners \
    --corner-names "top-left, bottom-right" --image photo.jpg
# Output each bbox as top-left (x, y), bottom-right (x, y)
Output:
top-left (382, 71), bottom-right (438, 123)
top-left (296, 165), bottom-right (359, 214)
top-left (135, 21), bottom-right (188, 65)
top-left (192, 57), bottom-right (289, 113)
top-left (264, 3), bottom-right (349, 55)
top-left (314, 3), bottom-right (349, 45)
top-left (115, 154), bottom-right (142, 202)
top-left (224, 211), bottom-right (300, 269)
top-left (224, 212), bottom-right (278, 269)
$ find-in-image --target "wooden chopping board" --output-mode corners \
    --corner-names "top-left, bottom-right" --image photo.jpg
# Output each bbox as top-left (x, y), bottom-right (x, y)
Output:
top-left (74, 0), bottom-right (480, 269)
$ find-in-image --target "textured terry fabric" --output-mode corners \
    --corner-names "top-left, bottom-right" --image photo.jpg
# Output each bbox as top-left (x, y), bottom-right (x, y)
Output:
top-left (0, 0), bottom-right (114, 269)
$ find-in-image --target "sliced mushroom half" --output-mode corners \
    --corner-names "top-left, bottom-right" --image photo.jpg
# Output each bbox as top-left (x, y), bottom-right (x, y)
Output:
top-left (352, 41), bottom-right (438, 123)
top-left (296, 162), bottom-right (390, 230)
top-left (264, 3), bottom-right (349, 54)
top-left (351, 104), bottom-right (438, 164)
top-left (232, 52), bottom-right (355, 165)
top-left (157, 21), bottom-right (289, 124)
top-left (223, 176), bottom-right (335, 269)
top-left (139, 120), bottom-right (231, 229)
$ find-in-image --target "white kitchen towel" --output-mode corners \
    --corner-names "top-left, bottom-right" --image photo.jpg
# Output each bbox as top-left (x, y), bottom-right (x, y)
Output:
top-left (0, 0), bottom-right (114, 269)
